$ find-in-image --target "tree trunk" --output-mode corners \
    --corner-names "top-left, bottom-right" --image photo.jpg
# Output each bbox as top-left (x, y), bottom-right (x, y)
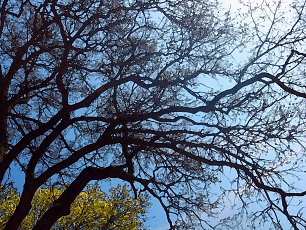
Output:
top-left (0, 88), bottom-right (8, 165)
top-left (33, 166), bottom-right (124, 230)
top-left (4, 183), bottom-right (37, 230)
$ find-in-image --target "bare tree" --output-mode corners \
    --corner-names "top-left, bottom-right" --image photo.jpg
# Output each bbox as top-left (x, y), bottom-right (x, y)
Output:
top-left (1, 0), bottom-right (306, 229)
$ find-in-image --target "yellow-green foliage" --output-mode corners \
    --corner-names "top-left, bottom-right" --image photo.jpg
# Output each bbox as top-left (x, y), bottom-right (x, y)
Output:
top-left (0, 184), bottom-right (148, 229)
top-left (0, 185), bottom-right (20, 228)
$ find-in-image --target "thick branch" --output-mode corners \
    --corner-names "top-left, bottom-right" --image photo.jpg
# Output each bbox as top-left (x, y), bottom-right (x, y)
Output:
top-left (33, 165), bottom-right (126, 230)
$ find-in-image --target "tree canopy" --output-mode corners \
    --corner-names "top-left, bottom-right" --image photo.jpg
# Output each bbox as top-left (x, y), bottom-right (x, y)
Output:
top-left (0, 0), bottom-right (306, 229)
top-left (0, 184), bottom-right (148, 229)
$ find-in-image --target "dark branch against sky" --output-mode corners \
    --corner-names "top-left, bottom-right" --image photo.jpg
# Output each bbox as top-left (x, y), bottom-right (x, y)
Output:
top-left (1, 0), bottom-right (306, 229)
